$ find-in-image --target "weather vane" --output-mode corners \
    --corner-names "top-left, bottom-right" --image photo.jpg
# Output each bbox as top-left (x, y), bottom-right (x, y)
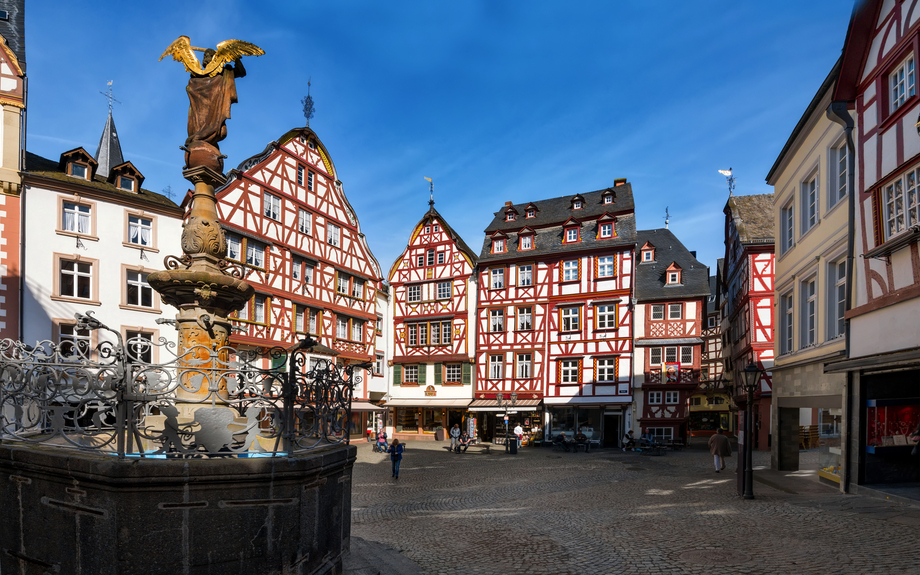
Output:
top-left (302, 78), bottom-right (315, 128)
top-left (718, 168), bottom-right (736, 197)
top-left (100, 80), bottom-right (120, 113)
top-left (664, 206), bottom-right (670, 229)
top-left (424, 177), bottom-right (434, 208)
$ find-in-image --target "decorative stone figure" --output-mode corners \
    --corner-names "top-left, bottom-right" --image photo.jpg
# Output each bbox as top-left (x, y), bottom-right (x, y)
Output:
top-left (160, 36), bottom-right (264, 172)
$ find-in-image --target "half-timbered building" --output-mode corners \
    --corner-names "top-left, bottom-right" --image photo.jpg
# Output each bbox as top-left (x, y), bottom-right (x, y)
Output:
top-left (632, 229), bottom-right (710, 444)
top-left (476, 181), bottom-right (636, 447)
top-left (214, 127), bottom-right (383, 436)
top-left (827, 0), bottom-right (920, 491)
top-left (689, 272), bottom-right (732, 435)
top-left (722, 193), bottom-right (775, 451)
top-left (386, 202), bottom-right (478, 441)
top-left (0, 16), bottom-right (26, 341)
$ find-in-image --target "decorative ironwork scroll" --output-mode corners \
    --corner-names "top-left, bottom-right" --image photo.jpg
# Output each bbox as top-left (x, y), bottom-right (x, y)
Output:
top-left (0, 313), bottom-right (367, 458)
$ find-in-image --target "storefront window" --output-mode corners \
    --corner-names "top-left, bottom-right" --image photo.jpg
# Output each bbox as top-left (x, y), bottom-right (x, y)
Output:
top-left (395, 408), bottom-right (418, 432)
top-left (422, 409), bottom-right (439, 432)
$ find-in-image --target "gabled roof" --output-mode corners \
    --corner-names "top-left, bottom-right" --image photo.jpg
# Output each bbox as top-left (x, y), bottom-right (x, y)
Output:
top-left (108, 160), bottom-right (145, 189)
top-left (834, 0), bottom-right (883, 103)
top-left (387, 205), bottom-right (478, 280)
top-left (634, 228), bottom-right (710, 301)
top-left (479, 184), bottom-right (637, 262)
top-left (724, 193), bottom-right (774, 244)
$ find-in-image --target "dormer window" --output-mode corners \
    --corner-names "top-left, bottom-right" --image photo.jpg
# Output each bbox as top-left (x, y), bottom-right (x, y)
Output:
top-left (506, 212), bottom-right (515, 221)
top-left (665, 263), bottom-right (683, 285)
top-left (69, 163), bottom-right (87, 179)
top-left (117, 176), bottom-right (134, 192)
top-left (599, 223), bottom-right (613, 238)
top-left (308, 139), bottom-right (317, 150)
top-left (493, 238), bottom-right (506, 253)
top-left (565, 228), bottom-right (579, 243)
top-left (526, 209), bottom-right (535, 218)
top-left (573, 200), bottom-right (582, 209)
top-left (603, 194), bottom-right (613, 204)
top-left (640, 242), bottom-right (656, 263)
top-left (519, 235), bottom-right (532, 250)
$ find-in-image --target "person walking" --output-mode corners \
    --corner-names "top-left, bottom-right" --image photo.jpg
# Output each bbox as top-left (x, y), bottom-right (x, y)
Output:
top-left (708, 428), bottom-right (731, 473)
top-left (450, 424), bottom-right (461, 452)
top-left (513, 423), bottom-right (524, 448)
top-left (388, 438), bottom-right (405, 479)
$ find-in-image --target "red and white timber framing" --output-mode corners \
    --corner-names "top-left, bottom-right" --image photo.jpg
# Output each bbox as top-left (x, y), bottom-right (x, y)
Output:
top-left (213, 127), bottom-right (382, 378)
top-left (387, 207), bottom-right (478, 392)
top-left (835, 0), bottom-right (920, 361)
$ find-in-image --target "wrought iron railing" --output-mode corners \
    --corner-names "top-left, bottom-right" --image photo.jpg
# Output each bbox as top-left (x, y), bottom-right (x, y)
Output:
top-left (0, 312), bottom-right (368, 458)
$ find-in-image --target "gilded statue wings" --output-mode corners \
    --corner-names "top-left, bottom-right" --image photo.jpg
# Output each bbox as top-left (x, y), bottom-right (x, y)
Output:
top-left (160, 36), bottom-right (264, 77)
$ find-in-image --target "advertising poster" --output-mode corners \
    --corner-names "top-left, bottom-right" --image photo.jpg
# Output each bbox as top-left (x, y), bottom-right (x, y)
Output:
top-left (665, 362), bottom-right (680, 383)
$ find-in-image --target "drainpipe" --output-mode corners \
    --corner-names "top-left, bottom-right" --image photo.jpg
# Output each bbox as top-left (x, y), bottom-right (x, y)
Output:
top-left (827, 101), bottom-right (855, 493)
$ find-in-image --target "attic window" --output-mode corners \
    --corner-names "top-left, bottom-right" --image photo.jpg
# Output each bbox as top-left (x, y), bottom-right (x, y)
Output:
top-left (432, 224), bottom-right (440, 232)
top-left (308, 139), bottom-right (317, 150)
top-left (118, 176), bottom-right (135, 192)
top-left (573, 200), bottom-right (583, 209)
top-left (667, 271), bottom-right (681, 285)
top-left (0, 11), bottom-right (8, 21)
top-left (642, 248), bottom-right (655, 262)
top-left (603, 194), bottom-right (613, 204)
top-left (492, 238), bottom-right (506, 253)
top-left (564, 227), bottom-right (580, 243)
top-left (526, 209), bottom-right (535, 218)
top-left (69, 163), bottom-right (88, 179)
top-left (506, 212), bottom-right (515, 221)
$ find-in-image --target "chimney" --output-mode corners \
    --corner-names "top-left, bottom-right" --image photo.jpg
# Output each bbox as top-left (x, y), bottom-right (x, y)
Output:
top-left (504, 201), bottom-right (513, 207)
top-left (614, 178), bottom-right (627, 187)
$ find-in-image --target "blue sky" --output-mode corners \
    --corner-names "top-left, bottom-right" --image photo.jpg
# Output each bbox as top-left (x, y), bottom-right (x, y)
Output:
top-left (25, 1), bottom-right (852, 278)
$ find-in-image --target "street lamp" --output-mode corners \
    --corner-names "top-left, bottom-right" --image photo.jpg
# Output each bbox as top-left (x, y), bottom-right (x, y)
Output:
top-left (740, 361), bottom-right (762, 500)
top-left (495, 391), bottom-right (518, 452)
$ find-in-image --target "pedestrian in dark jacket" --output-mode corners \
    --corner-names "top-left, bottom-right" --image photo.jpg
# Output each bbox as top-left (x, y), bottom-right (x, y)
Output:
top-left (388, 439), bottom-right (404, 479)
top-left (708, 428), bottom-right (731, 473)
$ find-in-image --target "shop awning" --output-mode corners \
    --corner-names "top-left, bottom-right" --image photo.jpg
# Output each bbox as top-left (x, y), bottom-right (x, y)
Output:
top-left (351, 401), bottom-right (385, 411)
top-left (468, 399), bottom-right (543, 412)
top-left (382, 398), bottom-right (472, 408)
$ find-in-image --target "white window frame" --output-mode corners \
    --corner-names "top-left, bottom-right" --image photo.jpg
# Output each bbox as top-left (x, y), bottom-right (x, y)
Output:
top-left (801, 277), bottom-right (816, 348)
top-left (651, 305), bottom-right (664, 320)
top-left (883, 165), bottom-right (920, 240)
top-left (125, 270), bottom-right (153, 308)
top-left (563, 260), bottom-right (579, 281)
top-left (227, 235), bottom-right (242, 261)
top-left (298, 209), bottom-right (311, 234)
top-left (327, 223), bottom-right (340, 247)
top-left (62, 202), bottom-right (91, 234)
top-left (890, 54), bottom-right (916, 113)
top-left (127, 215), bottom-right (152, 247)
top-left (560, 306), bottom-right (580, 332)
top-left (518, 264), bottom-right (533, 286)
top-left (246, 242), bottom-right (264, 268)
top-left (648, 391), bottom-right (662, 404)
top-left (437, 281), bottom-right (451, 300)
top-left (489, 355), bottom-right (503, 380)
top-left (263, 192), bottom-right (281, 221)
top-left (516, 353), bottom-right (532, 379)
top-left (407, 284), bottom-right (421, 303)
top-left (560, 360), bottom-right (579, 384)
top-left (650, 348), bottom-right (662, 365)
top-left (596, 304), bottom-right (616, 329)
top-left (827, 258), bottom-right (847, 341)
top-left (680, 346), bottom-right (693, 365)
top-left (600, 222), bottom-right (613, 238)
top-left (493, 238), bottom-right (505, 253)
top-left (565, 228), bottom-right (578, 242)
top-left (781, 200), bottom-right (794, 254)
top-left (597, 255), bottom-right (615, 278)
top-left (489, 308), bottom-right (504, 333)
top-left (404, 365), bottom-right (419, 384)
top-left (829, 140), bottom-right (848, 209)
top-left (520, 235), bottom-right (532, 250)
top-left (446, 363), bottom-right (462, 383)
top-left (801, 174), bottom-right (818, 233)
top-left (665, 391), bottom-right (679, 404)
top-left (668, 303), bottom-right (682, 320)
top-left (517, 307), bottom-right (532, 331)
top-left (490, 268), bottom-right (504, 289)
top-left (596, 358), bottom-right (617, 382)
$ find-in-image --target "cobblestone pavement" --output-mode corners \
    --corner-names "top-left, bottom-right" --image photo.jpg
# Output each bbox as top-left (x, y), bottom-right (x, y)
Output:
top-left (350, 441), bottom-right (920, 574)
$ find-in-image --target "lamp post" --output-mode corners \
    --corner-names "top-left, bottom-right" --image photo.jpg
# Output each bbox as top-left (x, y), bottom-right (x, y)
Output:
top-left (495, 391), bottom-right (518, 452)
top-left (740, 361), bottom-right (762, 499)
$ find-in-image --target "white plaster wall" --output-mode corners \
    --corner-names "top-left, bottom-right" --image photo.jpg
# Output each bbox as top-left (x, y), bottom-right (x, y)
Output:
top-left (22, 184), bottom-right (181, 349)
top-left (850, 297), bottom-right (920, 358)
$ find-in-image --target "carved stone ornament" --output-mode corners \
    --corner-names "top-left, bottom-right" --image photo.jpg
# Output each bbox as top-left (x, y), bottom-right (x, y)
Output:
top-left (181, 216), bottom-right (227, 258)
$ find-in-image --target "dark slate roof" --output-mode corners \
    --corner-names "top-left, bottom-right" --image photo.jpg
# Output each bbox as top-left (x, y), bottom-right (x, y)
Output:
top-left (725, 193), bottom-right (774, 244)
top-left (478, 185), bottom-right (637, 262)
top-left (95, 110), bottom-right (125, 179)
top-left (24, 151), bottom-right (180, 212)
top-left (634, 228), bottom-right (710, 302)
top-left (0, 1), bottom-right (25, 71)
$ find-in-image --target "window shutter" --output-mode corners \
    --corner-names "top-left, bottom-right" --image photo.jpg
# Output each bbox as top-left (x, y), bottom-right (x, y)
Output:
top-left (418, 365), bottom-right (427, 385)
top-left (434, 363), bottom-right (443, 385)
top-left (393, 365), bottom-right (401, 386)
top-left (462, 363), bottom-right (471, 385)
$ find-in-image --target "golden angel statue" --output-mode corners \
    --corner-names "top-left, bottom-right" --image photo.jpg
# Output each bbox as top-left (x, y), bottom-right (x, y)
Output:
top-left (161, 36), bottom-right (264, 171)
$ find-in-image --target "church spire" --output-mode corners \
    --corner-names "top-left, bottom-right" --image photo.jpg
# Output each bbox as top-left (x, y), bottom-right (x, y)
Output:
top-left (95, 81), bottom-right (123, 178)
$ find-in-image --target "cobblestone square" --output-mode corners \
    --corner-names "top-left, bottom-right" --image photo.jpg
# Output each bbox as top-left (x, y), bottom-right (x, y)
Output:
top-left (350, 441), bottom-right (920, 574)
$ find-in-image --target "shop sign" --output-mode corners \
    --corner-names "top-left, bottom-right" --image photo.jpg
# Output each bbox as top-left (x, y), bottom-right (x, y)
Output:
top-left (424, 385), bottom-right (437, 397)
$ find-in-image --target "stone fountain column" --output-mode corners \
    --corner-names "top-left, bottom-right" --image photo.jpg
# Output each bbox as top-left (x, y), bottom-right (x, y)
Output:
top-left (147, 165), bottom-right (253, 401)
